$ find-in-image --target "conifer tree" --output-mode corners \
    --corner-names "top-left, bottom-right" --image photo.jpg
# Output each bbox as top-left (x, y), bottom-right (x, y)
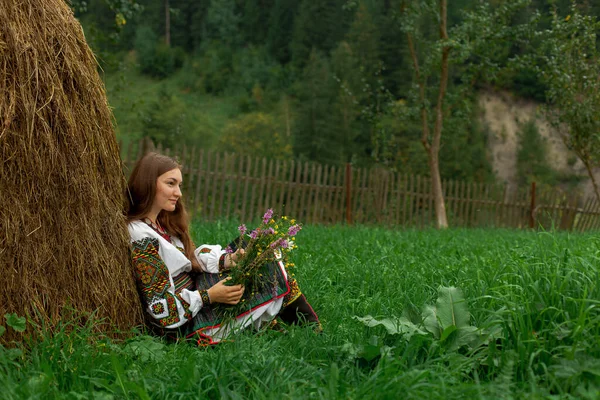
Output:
top-left (241, 0), bottom-right (273, 45)
top-left (267, 0), bottom-right (300, 64)
top-left (293, 50), bottom-right (339, 164)
top-left (203, 0), bottom-right (241, 47)
top-left (290, 0), bottom-right (350, 69)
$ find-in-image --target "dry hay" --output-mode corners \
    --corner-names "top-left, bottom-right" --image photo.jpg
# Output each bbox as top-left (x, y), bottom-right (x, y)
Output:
top-left (0, 0), bottom-right (143, 343)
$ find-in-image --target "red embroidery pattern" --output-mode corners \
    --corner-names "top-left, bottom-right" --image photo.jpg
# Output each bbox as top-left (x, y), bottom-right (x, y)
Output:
top-left (283, 277), bottom-right (302, 307)
top-left (152, 302), bottom-right (165, 315)
top-left (199, 247), bottom-right (211, 254)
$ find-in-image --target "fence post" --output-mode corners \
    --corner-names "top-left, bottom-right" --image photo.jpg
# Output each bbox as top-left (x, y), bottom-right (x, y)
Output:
top-left (529, 181), bottom-right (536, 229)
top-left (345, 163), bottom-right (352, 225)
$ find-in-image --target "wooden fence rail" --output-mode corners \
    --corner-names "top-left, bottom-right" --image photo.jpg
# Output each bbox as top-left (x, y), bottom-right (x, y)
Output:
top-left (119, 139), bottom-right (600, 231)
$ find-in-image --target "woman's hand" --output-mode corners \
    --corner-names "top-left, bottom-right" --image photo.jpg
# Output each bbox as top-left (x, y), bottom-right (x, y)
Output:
top-left (207, 277), bottom-right (244, 305)
top-left (223, 248), bottom-right (245, 269)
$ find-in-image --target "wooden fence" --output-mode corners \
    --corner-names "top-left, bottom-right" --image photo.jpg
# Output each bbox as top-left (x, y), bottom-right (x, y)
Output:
top-left (120, 139), bottom-right (600, 231)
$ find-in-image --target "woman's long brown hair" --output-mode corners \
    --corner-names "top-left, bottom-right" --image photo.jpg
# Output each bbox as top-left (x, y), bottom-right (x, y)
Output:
top-left (125, 152), bottom-right (200, 270)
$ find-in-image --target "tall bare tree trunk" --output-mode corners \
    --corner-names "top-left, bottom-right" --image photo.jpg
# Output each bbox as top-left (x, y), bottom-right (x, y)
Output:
top-left (165, 0), bottom-right (170, 46)
top-left (405, 0), bottom-right (450, 229)
top-left (431, 0), bottom-right (450, 228)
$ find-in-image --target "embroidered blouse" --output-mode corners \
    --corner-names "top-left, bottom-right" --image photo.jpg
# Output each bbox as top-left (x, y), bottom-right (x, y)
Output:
top-left (128, 220), bottom-right (228, 329)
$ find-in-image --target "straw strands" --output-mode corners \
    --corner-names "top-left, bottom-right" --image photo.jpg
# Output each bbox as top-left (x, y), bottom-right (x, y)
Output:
top-left (0, 0), bottom-right (143, 342)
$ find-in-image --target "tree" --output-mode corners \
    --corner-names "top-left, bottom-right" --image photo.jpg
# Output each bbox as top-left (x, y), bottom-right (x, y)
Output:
top-left (330, 41), bottom-right (364, 163)
top-left (203, 0), bottom-right (242, 48)
top-left (292, 50), bottom-right (340, 164)
top-left (290, 0), bottom-right (350, 69)
top-left (219, 113), bottom-right (293, 159)
top-left (401, 0), bottom-right (452, 228)
top-left (241, 0), bottom-right (274, 46)
top-left (342, 1), bottom-right (384, 165)
top-left (266, 0), bottom-right (300, 64)
top-left (71, 0), bottom-right (142, 67)
top-left (141, 86), bottom-right (187, 148)
top-left (165, 0), bottom-right (170, 46)
top-left (538, 5), bottom-right (600, 201)
top-left (399, 0), bottom-right (532, 228)
top-left (516, 119), bottom-right (556, 186)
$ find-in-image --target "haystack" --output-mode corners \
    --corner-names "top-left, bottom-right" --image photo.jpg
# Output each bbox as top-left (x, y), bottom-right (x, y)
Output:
top-left (0, 0), bottom-right (143, 342)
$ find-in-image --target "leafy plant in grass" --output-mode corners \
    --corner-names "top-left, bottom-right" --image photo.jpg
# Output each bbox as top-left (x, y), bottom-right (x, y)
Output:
top-left (351, 287), bottom-right (500, 366)
top-left (0, 313), bottom-right (27, 388)
top-left (0, 313), bottom-right (27, 337)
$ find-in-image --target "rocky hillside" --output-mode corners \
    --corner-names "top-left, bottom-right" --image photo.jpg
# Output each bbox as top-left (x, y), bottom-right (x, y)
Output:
top-left (479, 89), bottom-right (598, 198)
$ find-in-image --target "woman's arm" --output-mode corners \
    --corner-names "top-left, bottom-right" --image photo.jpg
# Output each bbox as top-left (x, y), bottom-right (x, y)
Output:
top-left (132, 237), bottom-right (203, 329)
top-left (195, 245), bottom-right (244, 273)
top-left (194, 244), bottom-right (226, 273)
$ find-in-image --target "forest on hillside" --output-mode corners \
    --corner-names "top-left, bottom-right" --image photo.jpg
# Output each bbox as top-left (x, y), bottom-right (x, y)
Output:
top-left (72, 0), bottom-right (600, 189)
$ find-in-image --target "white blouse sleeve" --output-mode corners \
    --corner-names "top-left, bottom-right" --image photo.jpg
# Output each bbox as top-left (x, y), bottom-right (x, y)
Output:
top-left (194, 244), bottom-right (227, 274)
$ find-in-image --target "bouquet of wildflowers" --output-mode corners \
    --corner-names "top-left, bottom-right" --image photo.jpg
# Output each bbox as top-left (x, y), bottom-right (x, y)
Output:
top-left (225, 209), bottom-right (301, 291)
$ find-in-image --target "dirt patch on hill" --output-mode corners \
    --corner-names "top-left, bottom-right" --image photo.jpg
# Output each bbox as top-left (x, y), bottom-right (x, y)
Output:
top-left (478, 89), bottom-right (598, 198)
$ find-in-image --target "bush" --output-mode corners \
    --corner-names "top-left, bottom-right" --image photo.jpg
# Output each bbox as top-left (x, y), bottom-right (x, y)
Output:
top-left (140, 86), bottom-right (187, 148)
top-left (194, 41), bottom-right (235, 94)
top-left (516, 119), bottom-right (557, 186)
top-left (134, 26), bottom-right (184, 78)
top-left (218, 112), bottom-right (292, 159)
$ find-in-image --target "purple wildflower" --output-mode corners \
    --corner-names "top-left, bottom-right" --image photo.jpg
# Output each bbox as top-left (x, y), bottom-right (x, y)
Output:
top-left (225, 246), bottom-right (234, 254)
top-left (262, 208), bottom-right (274, 224)
top-left (249, 230), bottom-right (259, 240)
top-left (264, 227), bottom-right (275, 235)
top-left (270, 238), bottom-right (289, 249)
top-left (238, 224), bottom-right (247, 235)
top-left (287, 224), bottom-right (302, 237)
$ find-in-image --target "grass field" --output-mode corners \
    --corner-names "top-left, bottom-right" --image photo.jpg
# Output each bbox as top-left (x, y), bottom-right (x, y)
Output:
top-left (1, 223), bottom-right (599, 399)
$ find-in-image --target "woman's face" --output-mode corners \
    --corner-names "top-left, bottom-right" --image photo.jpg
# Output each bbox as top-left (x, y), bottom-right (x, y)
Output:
top-left (153, 168), bottom-right (183, 214)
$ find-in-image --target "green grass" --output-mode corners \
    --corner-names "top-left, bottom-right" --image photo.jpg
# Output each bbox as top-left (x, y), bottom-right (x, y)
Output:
top-left (2, 224), bottom-right (600, 398)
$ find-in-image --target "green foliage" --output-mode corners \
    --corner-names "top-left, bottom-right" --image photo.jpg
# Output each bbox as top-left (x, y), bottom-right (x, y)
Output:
top-left (218, 112), bottom-right (292, 159)
top-left (140, 85), bottom-right (187, 148)
top-left (229, 46), bottom-right (283, 94)
top-left (72, 0), bottom-right (142, 69)
top-left (292, 50), bottom-right (341, 164)
top-left (356, 286), bottom-right (483, 353)
top-left (290, 0), bottom-right (351, 69)
top-left (516, 119), bottom-right (557, 186)
top-left (4, 314), bottom-right (26, 333)
top-left (266, 0), bottom-right (300, 64)
top-left (240, 0), bottom-right (273, 45)
top-left (195, 40), bottom-right (235, 94)
top-left (73, 0), bottom-right (600, 186)
top-left (538, 5), bottom-right (600, 185)
top-left (134, 26), bottom-right (184, 78)
top-left (203, 0), bottom-right (242, 47)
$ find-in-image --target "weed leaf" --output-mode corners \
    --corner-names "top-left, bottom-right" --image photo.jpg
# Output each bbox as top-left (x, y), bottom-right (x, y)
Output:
top-left (0, 325), bottom-right (5, 337)
top-left (354, 315), bottom-right (427, 340)
top-left (423, 305), bottom-right (442, 339)
top-left (435, 286), bottom-right (470, 329)
top-left (440, 324), bottom-right (458, 343)
top-left (4, 313), bottom-right (26, 332)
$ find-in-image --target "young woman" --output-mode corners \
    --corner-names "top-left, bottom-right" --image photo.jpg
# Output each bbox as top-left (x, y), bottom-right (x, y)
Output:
top-left (125, 152), bottom-right (319, 344)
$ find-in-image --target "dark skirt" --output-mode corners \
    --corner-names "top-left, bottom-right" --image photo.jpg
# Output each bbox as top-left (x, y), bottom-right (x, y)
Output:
top-left (179, 259), bottom-right (289, 338)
